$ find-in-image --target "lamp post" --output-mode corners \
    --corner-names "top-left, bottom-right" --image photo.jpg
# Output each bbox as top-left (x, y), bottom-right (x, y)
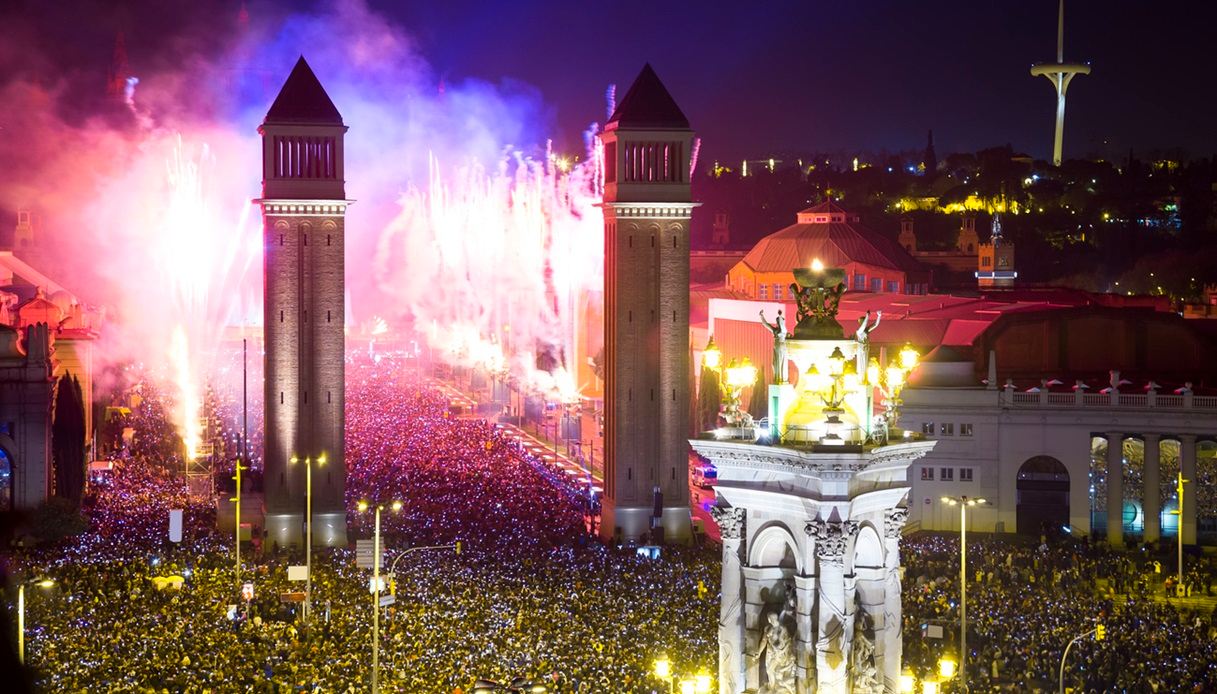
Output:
top-left (1057, 626), bottom-right (1099, 693)
top-left (1172, 471), bottom-right (1188, 594)
top-left (17, 579), bottom-right (55, 665)
top-left (231, 456), bottom-right (246, 591)
top-left (291, 453), bottom-right (327, 620)
top-left (865, 343), bottom-right (919, 443)
top-left (652, 656), bottom-right (711, 694)
top-left (720, 358), bottom-right (759, 429)
top-left (940, 495), bottom-right (986, 693)
top-left (358, 499), bottom-right (402, 694)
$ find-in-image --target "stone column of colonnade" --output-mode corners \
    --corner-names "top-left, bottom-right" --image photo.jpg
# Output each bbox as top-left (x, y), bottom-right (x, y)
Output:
top-left (794, 574), bottom-right (818, 694)
top-left (1180, 434), bottom-right (1198, 546)
top-left (740, 564), bottom-right (766, 691)
top-left (1143, 434), bottom-right (1161, 544)
top-left (807, 519), bottom-right (859, 693)
top-left (881, 508), bottom-right (908, 691)
top-left (711, 507), bottom-right (747, 694)
top-left (1106, 432), bottom-right (1125, 547)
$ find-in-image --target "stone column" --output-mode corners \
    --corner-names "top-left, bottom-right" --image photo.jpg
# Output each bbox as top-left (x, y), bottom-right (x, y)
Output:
top-left (794, 574), bottom-right (817, 694)
top-left (1142, 434), bottom-right (1161, 544)
top-left (807, 519), bottom-right (858, 694)
top-left (1180, 434), bottom-right (1197, 546)
top-left (741, 566), bottom-right (767, 691)
top-left (881, 508), bottom-right (907, 692)
top-left (1106, 432), bottom-right (1124, 547)
top-left (712, 507), bottom-right (747, 694)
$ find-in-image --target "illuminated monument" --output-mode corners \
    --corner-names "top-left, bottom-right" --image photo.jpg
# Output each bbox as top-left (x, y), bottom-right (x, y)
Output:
top-left (692, 261), bottom-right (934, 693)
top-left (600, 64), bottom-right (697, 543)
top-left (258, 57), bottom-right (349, 547)
top-left (1031, 0), bottom-right (1090, 166)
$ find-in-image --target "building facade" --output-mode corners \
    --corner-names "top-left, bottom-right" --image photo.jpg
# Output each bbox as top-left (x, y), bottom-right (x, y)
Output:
top-left (901, 348), bottom-right (1217, 546)
top-left (259, 57), bottom-right (348, 548)
top-left (600, 64), bottom-right (697, 543)
top-left (0, 324), bottom-right (53, 511)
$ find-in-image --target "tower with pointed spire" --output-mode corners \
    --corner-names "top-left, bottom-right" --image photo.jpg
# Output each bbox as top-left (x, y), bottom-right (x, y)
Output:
top-left (976, 212), bottom-right (1016, 288)
top-left (599, 64), bottom-right (697, 543)
top-left (258, 57), bottom-right (349, 548)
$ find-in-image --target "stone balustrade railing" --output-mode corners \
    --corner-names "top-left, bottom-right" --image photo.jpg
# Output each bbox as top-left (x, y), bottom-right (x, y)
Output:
top-left (1003, 390), bottom-right (1217, 410)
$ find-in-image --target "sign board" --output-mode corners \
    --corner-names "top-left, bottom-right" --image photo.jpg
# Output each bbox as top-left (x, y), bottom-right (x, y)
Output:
top-left (923, 624), bottom-right (944, 639)
top-left (379, 594), bottom-right (396, 607)
top-left (287, 565), bottom-right (309, 582)
top-left (280, 591), bottom-right (307, 603)
top-left (242, 582), bottom-right (254, 602)
top-left (355, 539), bottom-right (383, 570)
top-left (168, 509), bottom-right (184, 543)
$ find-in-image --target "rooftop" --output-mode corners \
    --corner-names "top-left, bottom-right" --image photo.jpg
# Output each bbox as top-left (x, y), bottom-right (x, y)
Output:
top-left (264, 56), bottom-right (343, 126)
top-left (607, 63), bottom-right (690, 130)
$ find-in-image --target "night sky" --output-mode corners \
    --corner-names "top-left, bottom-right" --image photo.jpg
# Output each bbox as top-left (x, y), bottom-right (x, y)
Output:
top-left (382, 0), bottom-right (1217, 163)
top-left (5, 0), bottom-right (1217, 164)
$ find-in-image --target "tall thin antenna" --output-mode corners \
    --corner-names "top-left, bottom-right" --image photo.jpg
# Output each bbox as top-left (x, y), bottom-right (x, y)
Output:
top-left (1057, 0), bottom-right (1065, 63)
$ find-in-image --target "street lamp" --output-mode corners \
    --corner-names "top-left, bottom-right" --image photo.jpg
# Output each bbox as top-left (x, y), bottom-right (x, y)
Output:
top-left (702, 336), bottom-right (721, 370)
top-left (652, 656), bottom-right (710, 694)
top-left (721, 358), bottom-right (759, 429)
top-left (866, 345), bottom-right (918, 443)
top-left (230, 456), bottom-right (247, 592)
top-left (290, 452), bottom-right (327, 620)
top-left (899, 669), bottom-right (917, 693)
top-left (17, 579), bottom-right (55, 665)
top-left (358, 498), bottom-right (403, 694)
top-left (940, 495), bottom-right (987, 693)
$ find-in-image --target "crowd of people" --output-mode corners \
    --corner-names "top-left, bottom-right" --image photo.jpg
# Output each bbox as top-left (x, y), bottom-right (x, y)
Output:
top-left (902, 534), bottom-right (1217, 692)
top-left (8, 356), bottom-right (718, 692)
top-left (9, 352), bottom-right (1217, 692)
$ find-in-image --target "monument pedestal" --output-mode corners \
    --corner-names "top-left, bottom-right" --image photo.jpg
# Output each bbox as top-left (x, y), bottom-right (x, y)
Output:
top-left (768, 383), bottom-right (796, 441)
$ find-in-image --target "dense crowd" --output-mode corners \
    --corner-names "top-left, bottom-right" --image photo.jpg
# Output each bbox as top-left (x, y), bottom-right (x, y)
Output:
top-left (902, 534), bottom-right (1217, 692)
top-left (8, 356), bottom-right (717, 692)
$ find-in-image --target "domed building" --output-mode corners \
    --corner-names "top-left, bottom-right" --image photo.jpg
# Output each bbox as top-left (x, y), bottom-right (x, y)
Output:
top-left (726, 201), bottom-right (930, 300)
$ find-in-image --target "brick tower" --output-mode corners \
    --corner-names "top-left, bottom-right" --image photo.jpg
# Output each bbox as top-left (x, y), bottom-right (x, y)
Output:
top-left (258, 57), bottom-right (348, 548)
top-left (600, 64), bottom-right (696, 543)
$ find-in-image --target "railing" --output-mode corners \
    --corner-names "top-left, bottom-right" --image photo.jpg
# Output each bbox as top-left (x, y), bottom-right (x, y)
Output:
top-left (1002, 390), bottom-right (1217, 411)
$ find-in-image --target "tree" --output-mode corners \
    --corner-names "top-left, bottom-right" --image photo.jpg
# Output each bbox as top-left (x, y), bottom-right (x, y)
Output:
top-left (27, 496), bottom-right (87, 544)
top-left (696, 366), bottom-right (721, 433)
top-left (51, 373), bottom-right (86, 505)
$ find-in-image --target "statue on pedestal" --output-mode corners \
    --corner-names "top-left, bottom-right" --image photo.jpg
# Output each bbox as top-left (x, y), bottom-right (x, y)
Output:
top-left (851, 611), bottom-right (880, 693)
top-left (854, 310), bottom-right (881, 375)
top-left (758, 611), bottom-right (797, 694)
top-left (759, 309), bottom-right (789, 384)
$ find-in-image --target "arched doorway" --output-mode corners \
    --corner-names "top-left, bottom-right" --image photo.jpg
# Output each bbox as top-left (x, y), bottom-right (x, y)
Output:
top-left (0, 447), bottom-right (12, 511)
top-left (1017, 456), bottom-right (1069, 535)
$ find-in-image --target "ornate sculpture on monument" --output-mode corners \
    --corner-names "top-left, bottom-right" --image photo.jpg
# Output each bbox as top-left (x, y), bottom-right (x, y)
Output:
top-left (789, 263), bottom-right (847, 339)
top-left (759, 309), bottom-right (789, 384)
top-left (850, 609), bottom-right (880, 693)
top-left (757, 611), bottom-right (798, 694)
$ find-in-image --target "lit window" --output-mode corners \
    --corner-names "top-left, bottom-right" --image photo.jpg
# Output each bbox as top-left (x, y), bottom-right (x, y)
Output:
top-left (854, 273), bottom-right (866, 290)
top-left (759, 284), bottom-right (768, 300)
top-left (940, 467), bottom-right (954, 481)
top-left (940, 423), bottom-right (954, 436)
top-left (960, 468), bottom-right (974, 482)
top-left (960, 423), bottom-right (973, 437)
top-left (920, 467), bottom-right (934, 481)
top-left (871, 278), bottom-right (882, 292)
top-left (773, 284), bottom-right (783, 300)
top-left (921, 422), bottom-right (935, 435)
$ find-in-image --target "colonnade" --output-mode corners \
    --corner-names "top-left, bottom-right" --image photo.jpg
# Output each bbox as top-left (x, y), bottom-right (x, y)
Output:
top-left (1103, 432), bottom-right (1199, 547)
top-left (713, 506), bottom-right (908, 694)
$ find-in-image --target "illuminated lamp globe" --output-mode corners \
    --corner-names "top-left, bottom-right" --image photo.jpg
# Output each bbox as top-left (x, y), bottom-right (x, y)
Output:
top-left (806, 363), bottom-right (831, 393)
top-left (725, 359), bottom-right (758, 390)
top-left (703, 336), bottom-right (721, 370)
top-left (695, 672), bottom-right (712, 693)
top-left (866, 358), bottom-right (881, 387)
top-left (899, 343), bottom-right (919, 371)
top-left (938, 657), bottom-right (957, 679)
top-left (680, 681), bottom-right (695, 694)
top-left (828, 346), bottom-right (846, 376)
top-left (653, 656), bottom-right (672, 679)
top-left (885, 364), bottom-right (905, 389)
top-left (811, 258), bottom-right (825, 273)
top-left (899, 670), bottom-right (916, 693)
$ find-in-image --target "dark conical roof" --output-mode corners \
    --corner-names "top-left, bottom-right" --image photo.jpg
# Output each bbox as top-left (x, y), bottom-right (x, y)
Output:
top-left (607, 63), bottom-right (689, 130)
top-left (264, 56), bottom-right (343, 125)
